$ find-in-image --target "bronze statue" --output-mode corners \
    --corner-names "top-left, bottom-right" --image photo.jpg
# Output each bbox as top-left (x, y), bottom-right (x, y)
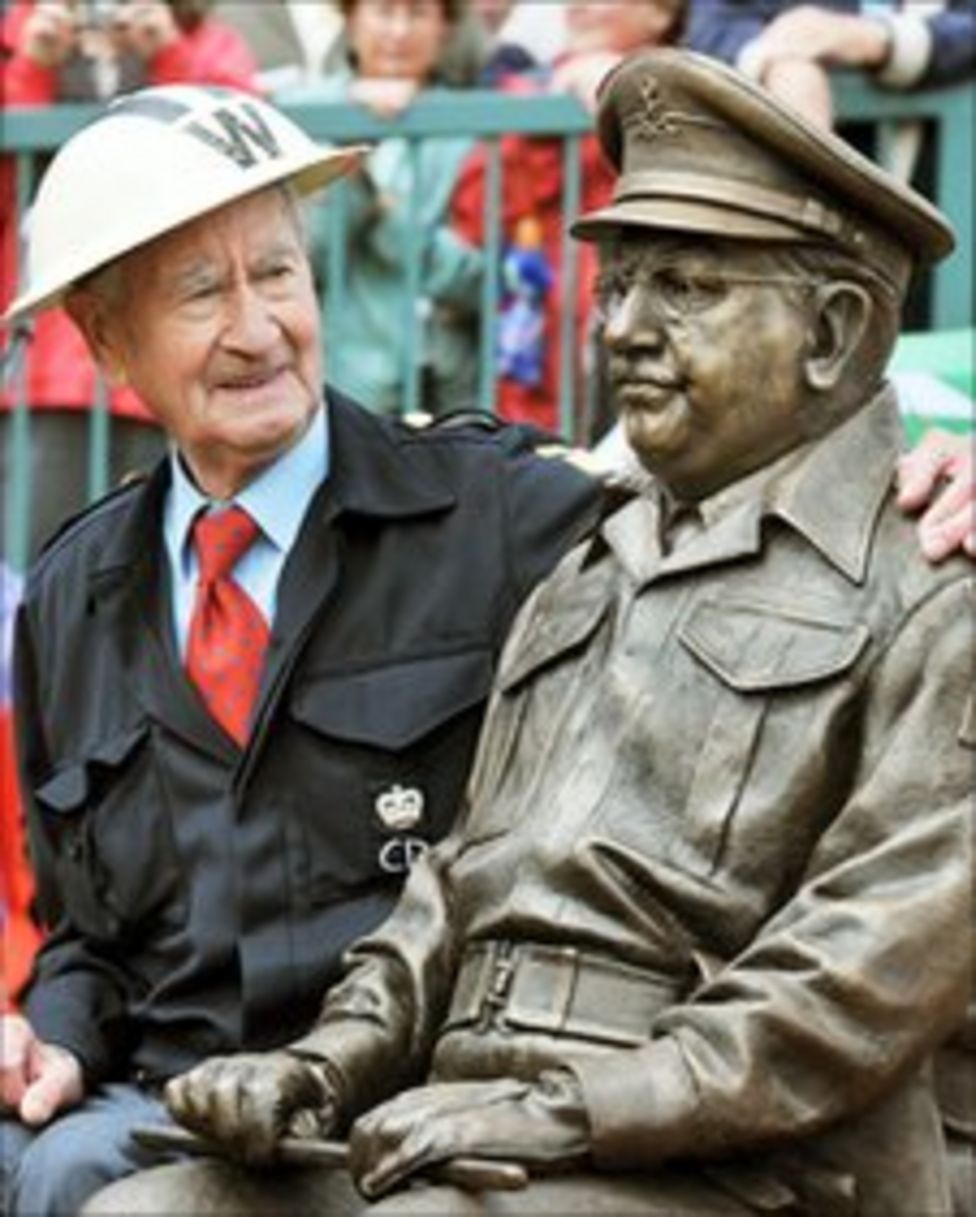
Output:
top-left (85, 48), bottom-right (973, 1217)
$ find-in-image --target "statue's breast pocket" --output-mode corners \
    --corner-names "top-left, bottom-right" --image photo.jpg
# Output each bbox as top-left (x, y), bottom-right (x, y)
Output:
top-left (676, 595), bottom-right (870, 876)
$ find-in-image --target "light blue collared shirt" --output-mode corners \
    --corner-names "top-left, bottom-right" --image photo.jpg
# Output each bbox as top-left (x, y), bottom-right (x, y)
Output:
top-left (165, 409), bottom-right (328, 658)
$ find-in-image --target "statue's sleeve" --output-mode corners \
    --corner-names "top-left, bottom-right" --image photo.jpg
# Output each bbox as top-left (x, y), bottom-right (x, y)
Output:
top-left (287, 831), bottom-right (466, 1119)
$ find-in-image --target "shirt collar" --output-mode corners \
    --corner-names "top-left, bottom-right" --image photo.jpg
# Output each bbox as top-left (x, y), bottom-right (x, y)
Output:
top-left (167, 406), bottom-right (328, 567)
top-left (687, 387), bottom-right (901, 583)
top-left (765, 385), bottom-right (901, 582)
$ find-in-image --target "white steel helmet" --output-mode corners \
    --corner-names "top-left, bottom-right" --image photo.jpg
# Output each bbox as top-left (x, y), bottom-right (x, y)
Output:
top-left (4, 84), bottom-right (367, 323)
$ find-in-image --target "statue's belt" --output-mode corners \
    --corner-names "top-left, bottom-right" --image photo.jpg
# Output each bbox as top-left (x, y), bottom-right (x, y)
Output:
top-left (442, 941), bottom-right (688, 1048)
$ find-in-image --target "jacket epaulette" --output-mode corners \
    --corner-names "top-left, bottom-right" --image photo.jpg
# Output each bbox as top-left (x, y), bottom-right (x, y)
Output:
top-left (397, 408), bottom-right (506, 435)
top-left (401, 407), bottom-right (568, 456)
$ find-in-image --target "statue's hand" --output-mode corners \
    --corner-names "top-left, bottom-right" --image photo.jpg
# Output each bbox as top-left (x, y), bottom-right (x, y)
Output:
top-left (164, 1051), bottom-right (338, 1166)
top-left (349, 1072), bottom-right (590, 1199)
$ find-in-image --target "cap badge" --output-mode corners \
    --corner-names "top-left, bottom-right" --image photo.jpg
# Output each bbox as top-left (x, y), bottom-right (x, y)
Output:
top-left (628, 78), bottom-right (679, 144)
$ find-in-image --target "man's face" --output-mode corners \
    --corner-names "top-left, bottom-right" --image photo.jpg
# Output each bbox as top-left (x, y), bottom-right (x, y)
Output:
top-left (92, 188), bottom-right (322, 498)
top-left (598, 233), bottom-right (815, 499)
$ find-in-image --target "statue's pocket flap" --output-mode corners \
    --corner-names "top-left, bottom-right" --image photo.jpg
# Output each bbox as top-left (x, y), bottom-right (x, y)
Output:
top-left (678, 596), bottom-right (870, 692)
top-left (497, 581), bottom-right (609, 695)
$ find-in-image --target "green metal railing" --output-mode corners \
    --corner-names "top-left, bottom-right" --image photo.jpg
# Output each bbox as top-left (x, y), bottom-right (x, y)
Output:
top-left (2, 78), bottom-right (973, 572)
top-left (831, 73), bottom-right (974, 328)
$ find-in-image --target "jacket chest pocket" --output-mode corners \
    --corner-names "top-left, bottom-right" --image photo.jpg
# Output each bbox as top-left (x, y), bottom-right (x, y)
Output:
top-left (676, 596), bottom-right (870, 873)
top-left (34, 722), bottom-right (184, 937)
top-left (289, 648), bottom-right (494, 897)
top-left (464, 580), bottom-right (610, 846)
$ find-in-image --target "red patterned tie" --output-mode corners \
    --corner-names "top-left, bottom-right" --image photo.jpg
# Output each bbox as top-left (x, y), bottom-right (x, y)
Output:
top-left (186, 506), bottom-right (269, 746)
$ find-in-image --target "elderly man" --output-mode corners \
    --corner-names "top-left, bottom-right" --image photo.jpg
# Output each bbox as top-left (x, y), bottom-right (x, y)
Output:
top-left (86, 49), bottom-right (972, 1217)
top-left (0, 84), bottom-right (605, 1216)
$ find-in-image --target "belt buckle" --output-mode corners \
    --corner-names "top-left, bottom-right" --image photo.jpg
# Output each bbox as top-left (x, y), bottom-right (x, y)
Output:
top-left (477, 943), bottom-right (518, 1031)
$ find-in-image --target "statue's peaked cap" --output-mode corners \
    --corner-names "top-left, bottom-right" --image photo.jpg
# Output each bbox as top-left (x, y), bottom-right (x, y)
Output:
top-left (572, 48), bottom-right (954, 296)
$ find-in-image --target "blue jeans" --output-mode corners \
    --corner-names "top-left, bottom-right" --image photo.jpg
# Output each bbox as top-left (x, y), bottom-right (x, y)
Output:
top-left (1, 1083), bottom-right (175, 1217)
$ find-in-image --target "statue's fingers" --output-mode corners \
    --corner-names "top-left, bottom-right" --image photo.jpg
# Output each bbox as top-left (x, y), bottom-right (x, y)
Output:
top-left (352, 1109), bottom-right (456, 1199)
top-left (164, 1064), bottom-right (214, 1127)
top-left (214, 1063), bottom-right (284, 1163)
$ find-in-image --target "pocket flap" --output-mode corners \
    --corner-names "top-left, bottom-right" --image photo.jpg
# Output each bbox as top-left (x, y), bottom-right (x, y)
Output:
top-left (36, 763), bottom-right (89, 814)
top-left (35, 723), bottom-right (148, 814)
top-left (498, 579), bottom-right (608, 694)
top-left (292, 649), bottom-right (494, 750)
top-left (679, 597), bottom-right (870, 691)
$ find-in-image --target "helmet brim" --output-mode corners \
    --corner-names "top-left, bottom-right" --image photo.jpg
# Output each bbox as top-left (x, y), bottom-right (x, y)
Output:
top-left (4, 144), bottom-right (364, 324)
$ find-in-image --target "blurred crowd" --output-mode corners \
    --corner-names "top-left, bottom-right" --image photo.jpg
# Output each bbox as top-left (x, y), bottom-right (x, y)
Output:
top-left (1, 0), bottom-right (974, 1008)
top-left (2, 2), bottom-right (973, 469)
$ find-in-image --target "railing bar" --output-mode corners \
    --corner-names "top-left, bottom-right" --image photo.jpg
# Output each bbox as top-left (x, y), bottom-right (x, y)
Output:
top-left (478, 138), bottom-right (503, 413)
top-left (87, 374), bottom-right (111, 503)
top-left (324, 178), bottom-right (350, 331)
top-left (403, 138), bottom-right (424, 418)
top-left (558, 134), bottom-right (582, 443)
top-left (931, 92), bottom-right (974, 328)
top-left (4, 152), bottom-right (35, 573)
top-left (282, 92), bottom-right (593, 143)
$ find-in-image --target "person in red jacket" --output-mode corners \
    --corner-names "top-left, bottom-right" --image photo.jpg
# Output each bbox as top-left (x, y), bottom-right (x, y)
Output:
top-left (1, 0), bottom-right (260, 561)
top-left (0, 562), bottom-right (40, 1017)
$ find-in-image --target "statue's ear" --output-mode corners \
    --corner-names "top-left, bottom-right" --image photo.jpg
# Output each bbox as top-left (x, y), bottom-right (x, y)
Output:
top-left (804, 281), bottom-right (872, 393)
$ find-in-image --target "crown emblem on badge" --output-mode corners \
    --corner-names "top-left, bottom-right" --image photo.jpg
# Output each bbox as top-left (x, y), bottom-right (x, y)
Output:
top-left (623, 78), bottom-right (678, 144)
top-left (374, 784), bottom-right (425, 832)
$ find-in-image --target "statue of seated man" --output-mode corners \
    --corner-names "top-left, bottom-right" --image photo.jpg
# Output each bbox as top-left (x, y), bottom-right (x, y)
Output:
top-left (86, 47), bottom-right (973, 1217)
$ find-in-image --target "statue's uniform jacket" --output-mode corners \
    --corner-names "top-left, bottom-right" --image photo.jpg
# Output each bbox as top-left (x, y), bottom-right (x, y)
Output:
top-left (13, 391), bottom-right (600, 1085)
top-left (299, 390), bottom-right (973, 1216)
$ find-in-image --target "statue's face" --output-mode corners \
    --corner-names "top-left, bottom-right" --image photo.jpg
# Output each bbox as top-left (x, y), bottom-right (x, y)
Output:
top-left (598, 233), bottom-right (818, 499)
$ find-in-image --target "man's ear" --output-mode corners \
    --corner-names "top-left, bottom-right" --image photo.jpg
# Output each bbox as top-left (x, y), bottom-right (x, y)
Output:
top-left (63, 290), bottom-right (128, 386)
top-left (803, 281), bottom-right (872, 392)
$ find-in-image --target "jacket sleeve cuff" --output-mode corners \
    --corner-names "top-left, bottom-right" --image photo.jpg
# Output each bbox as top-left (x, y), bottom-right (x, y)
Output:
top-left (25, 987), bottom-right (112, 1085)
top-left (568, 1037), bottom-right (702, 1168)
top-left (287, 1018), bottom-right (411, 1119)
top-left (872, 13), bottom-right (933, 88)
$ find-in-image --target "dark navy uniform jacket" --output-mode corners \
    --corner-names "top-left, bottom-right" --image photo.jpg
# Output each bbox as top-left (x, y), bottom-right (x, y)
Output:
top-left (14, 390), bottom-right (601, 1084)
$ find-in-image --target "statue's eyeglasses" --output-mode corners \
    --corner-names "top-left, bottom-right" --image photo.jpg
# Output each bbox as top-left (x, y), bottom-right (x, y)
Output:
top-left (595, 263), bottom-right (819, 321)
